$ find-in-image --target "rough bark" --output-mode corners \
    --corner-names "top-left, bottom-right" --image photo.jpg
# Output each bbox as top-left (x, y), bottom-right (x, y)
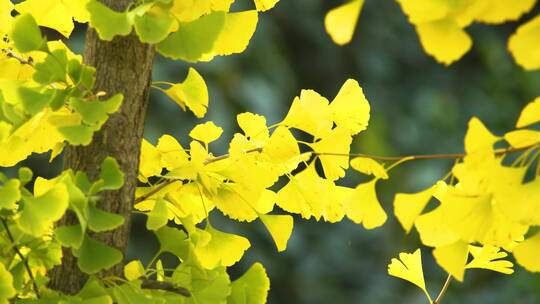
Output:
top-left (48, 0), bottom-right (155, 294)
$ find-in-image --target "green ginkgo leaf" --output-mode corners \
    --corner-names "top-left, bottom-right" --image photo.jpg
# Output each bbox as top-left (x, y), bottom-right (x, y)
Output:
top-left (87, 204), bottom-right (124, 232)
top-left (156, 12), bottom-right (225, 62)
top-left (78, 235), bottom-right (123, 274)
top-left (70, 94), bottom-right (122, 126)
top-left (55, 224), bottom-right (85, 248)
top-left (33, 48), bottom-right (69, 85)
top-left (133, 11), bottom-right (175, 44)
top-left (17, 86), bottom-right (51, 115)
top-left (98, 157), bottom-right (124, 191)
top-left (146, 198), bottom-right (169, 231)
top-left (0, 263), bottom-right (15, 303)
top-left (87, 0), bottom-right (133, 41)
top-left (10, 14), bottom-right (45, 53)
top-left (155, 226), bottom-right (189, 258)
top-left (227, 263), bottom-right (270, 304)
top-left (19, 183), bottom-right (69, 237)
top-left (58, 124), bottom-right (96, 146)
top-left (0, 179), bottom-right (20, 210)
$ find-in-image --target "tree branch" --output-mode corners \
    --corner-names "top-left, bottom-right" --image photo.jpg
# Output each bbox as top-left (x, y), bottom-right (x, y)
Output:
top-left (1, 218), bottom-right (41, 298)
top-left (140, 279), bottom-right (190, 297)
top-left (2, 48), bottom-right (34, 66)
top-left (134, 143), bottom-right (538, 204)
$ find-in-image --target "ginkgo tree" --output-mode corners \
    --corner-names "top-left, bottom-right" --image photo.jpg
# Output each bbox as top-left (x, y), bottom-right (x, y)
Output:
top-left (0, 0), bottom-right (539, 303)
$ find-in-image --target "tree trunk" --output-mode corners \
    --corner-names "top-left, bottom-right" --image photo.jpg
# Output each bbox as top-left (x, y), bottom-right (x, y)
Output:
top-left (48, 0), bottom-right (155, 294)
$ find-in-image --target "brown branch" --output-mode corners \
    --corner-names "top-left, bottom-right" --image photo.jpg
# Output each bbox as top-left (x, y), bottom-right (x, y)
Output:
top-left (433, 274), bottom-right (452, 304)
top-left (140, 279), bottom-right (190, 297)
top-left (2, 48), bottom-right (33, 66)
top-left (316, 144), bottom-right (537, 161)
top-left (134, 143), bottom-right (538, 204)
top-left (1, 218), bottom-right (40, 298)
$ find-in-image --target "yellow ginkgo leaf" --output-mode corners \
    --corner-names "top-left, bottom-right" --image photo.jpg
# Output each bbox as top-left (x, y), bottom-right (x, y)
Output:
top-left (0, 0), bottom-right (13, 33)
top-left (282, 89), bottom-right (333, 139)
top-left (124, 260), bottom-right (145, 281)
top-left (276, 164), bottom-right (330, 220)
top-left (213, 183), bottom-right (261, 222)
top-left (189, 121), bottom-right (223, 144)
top-left (415, 19), bottom-right (472, 65)
top-left (139, 139), bottom-right (162, 182)
top-left (211, 0), bottom-right (235, 12)
top-left (415, 206), bottom-right (460, 248)
top-left (343, 179), bottom-right (387, 229)
top-left (465, 245), bottom-right (514, 274)
top-left (509, 15), bottom-right (540, 71)
top-left (433, 240), bottom-right (469, 282)
top-left (170, 0), bottom-right (211, 22)
top-left (324, 0), bottom-right (364, 45)
top-left (63, 0), bottom-right (90, 23)
top-left (516, 97), bottom-right (540, 128)
top-left (395, 0), bottom-right (449, 24)
top-left (504, 129), bottom-right (540, 148)
top-left (194, 225), bottom-right (251, 269)
top-left (237, 112), bottom-right (269, 144)
top-left (474, 0), bottom-right (536, 24)
top-left (164, 68), bottom-right (209, 118)
top-left (394, 186), bottom-right (435, 233)
top-left (251, 189), bottom-right (276, 214)
top-left (350, 157), bottom-right (388, 179)
top-left (388, 249), bottom-right (432, 303)
top-left (464, 117), bottom-right (499, 154)
top-left (329, 79), bottom-right (370, 135)
top-left (321, 185), bottom-right (351, 223)
top-left (157, 135), bottom-right (189, 170)
top-left (260, 214), bottom-right (293, 252)
top-left (263, 126), bottom-right (299, 163)
top-left (207, 10), bottom-right (258, 57)
top-left (513, 232), bottom-right (540, 272)
top-left (253, 0), bottom-right (279, 12)
top-left (311, 126), bottom-right (352, 181)
top-left (15, 0), bottom-right (74, 37)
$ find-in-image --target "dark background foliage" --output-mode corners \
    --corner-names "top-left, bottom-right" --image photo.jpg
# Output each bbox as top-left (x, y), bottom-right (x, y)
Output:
top-left (10, 0), bottom-right (540, 303)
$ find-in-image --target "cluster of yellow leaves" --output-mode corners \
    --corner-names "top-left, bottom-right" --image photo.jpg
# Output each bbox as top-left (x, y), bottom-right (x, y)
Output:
top-left (325, 0), bottom-right (540, 69)
top-left (388, 96), bottom-right (540, 301)
top-left (0, 40), bottom-right (86, 166)
top-left (137, 79), bottom-right (403, 266)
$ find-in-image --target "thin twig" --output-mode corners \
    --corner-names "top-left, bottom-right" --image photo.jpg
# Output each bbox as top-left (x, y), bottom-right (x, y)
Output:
top-left (3, 48), bottom-right (34, 65)
top-left (140, 279), bottom-right (190, 297)
top-left (1, 218), bottom-right (41, 298)
top-left (134, 144), bottom-right (538, 204)
top-left (316, 144), bottom-right (536, 161)
top-left (433, 274), bottom-right (452, 304)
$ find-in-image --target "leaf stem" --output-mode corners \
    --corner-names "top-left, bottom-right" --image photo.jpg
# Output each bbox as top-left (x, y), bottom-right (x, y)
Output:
top-left (433, 274), bottom-right (452, 304)
top-left (1, 218), bottom-right (41, 298)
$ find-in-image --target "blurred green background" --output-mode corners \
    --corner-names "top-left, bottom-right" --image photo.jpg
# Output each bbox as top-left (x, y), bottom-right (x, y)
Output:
top-left (14, 0), bottom-right (540, 303)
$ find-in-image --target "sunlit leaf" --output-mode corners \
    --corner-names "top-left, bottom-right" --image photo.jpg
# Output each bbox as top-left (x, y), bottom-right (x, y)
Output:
top-left (190, 121), bottom-right (223, 144)
top-left (433, 240), bottom-right (469, 282)
top-left (324, 0), bottom-right (364, 45)
top-left (350, 157), bottom-right (387, 179)
top-left (259, 214), bottom-right (293, 252)
top-left (163, 68), bottom-right (208, 118)
top-left (513, 232), bottom-right (540, 272)
top-left (387, 249), bottom-right (431, 302)
top-left (465, 245), bottom-right (514, 274)
top-left (343, 179), bottom-right (387, 229)
top-left (227, 263), bottom-right (270, 304)
top-left (516, 97), bottom-right (540, 128)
